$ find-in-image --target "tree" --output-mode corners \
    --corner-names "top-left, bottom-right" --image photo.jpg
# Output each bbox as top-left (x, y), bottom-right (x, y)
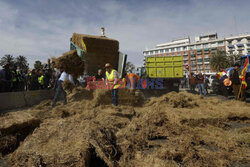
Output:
top-left (210, 51), bottom-right (231, 71)
top-left (228, 53), bottom-right (241, 65)
top-left (15, 55), bottom-right (29, 72)
top-left (0, 54), bottom-right (15, 68)
top-left (34, 60), bottom-right (43, 70)
top-left (125, 61), bottom-right (135, 73)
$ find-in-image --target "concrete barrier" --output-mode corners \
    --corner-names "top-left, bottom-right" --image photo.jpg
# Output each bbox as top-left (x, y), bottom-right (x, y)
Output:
top-left (0, 90), bottom-right (55, 111)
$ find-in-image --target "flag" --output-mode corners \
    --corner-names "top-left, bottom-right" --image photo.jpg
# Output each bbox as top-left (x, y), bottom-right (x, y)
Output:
top-left (81, 39), bottom-right (87, 53)
top-left (241, 57), bottom-right (249, 89)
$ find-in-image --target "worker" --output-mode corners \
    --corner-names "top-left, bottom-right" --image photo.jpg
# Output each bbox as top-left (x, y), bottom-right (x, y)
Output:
top-left (230, 63), bottom-right (246, 101)
top-left (105, 63), bottom-right (119, 106)
top-left (12, 66), bottom-right (20, 91)
top-left (52, 66), bottom-right (74, 108)
top-left (38, 71), bottom-right (45, 89)
top-left (126, 73), bottom-right (140, 89)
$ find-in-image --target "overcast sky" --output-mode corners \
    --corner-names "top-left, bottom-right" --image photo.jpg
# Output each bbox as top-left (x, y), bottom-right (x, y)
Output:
top-left (0, 0), bottom-right (249, 67)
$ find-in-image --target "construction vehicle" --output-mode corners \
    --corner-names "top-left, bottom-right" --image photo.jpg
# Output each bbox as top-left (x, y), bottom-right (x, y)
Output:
top-left (138, 55), bottom-right (183, 93)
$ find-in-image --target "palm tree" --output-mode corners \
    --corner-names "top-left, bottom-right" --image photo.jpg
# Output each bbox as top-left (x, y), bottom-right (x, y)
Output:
top-left (0, 54), bottom-right (15, 67)
top-left (125, 61), bottom-right (135, 73)
top-left (16, 55), bottom-right (29, 72)
top-left (210, 51), bottom-right (231, 72)
top-left (34, 60), bottom-right (43, 70)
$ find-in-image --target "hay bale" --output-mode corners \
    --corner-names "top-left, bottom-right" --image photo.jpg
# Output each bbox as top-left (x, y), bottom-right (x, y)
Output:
top-left (54, 50), bottom-right (85, 78)
top-left (0, 112), bottom-right (40, 156)
top-left (62, 79), bottom-right (75, 94)
top-left (9, 116), bottom-right (91, 167)
top-left (71, 33), bottom-right (119, 76)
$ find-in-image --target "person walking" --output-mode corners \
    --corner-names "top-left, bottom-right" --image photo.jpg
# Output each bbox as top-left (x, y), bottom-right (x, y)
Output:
top-left (52, 67), bottom-right (74, 108)
top-left (196, 73), bottom-right (206, 96)
top-left (105, 63), bottom-right (119, 106)
top-left (230, 63), bottom-right (246, 101)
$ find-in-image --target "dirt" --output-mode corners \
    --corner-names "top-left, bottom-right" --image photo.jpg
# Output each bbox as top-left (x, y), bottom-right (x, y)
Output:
top-left (0, 89), bottom-right (249, 167)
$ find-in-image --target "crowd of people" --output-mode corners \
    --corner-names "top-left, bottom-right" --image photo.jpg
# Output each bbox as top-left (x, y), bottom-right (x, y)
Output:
top-left (184, 63), bottom-right (247, 101)
top-left (180, 72), bottom-right (210, 96)
top-left (0, 62), bottom-right (54, 93)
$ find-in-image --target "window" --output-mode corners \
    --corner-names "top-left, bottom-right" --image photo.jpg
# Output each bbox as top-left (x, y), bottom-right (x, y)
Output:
top-left (190, 45), bottom-right (194, 49)
top-left (203, 43), bottom-right (208, 48)
top-left (237, 38), bottom-right (242, 42)
top-left (183, 46), bottom-right (187, 50)
top-left (218, 41), bottom-right (223, 46)
top-left (165, 49), bottom-right (169, 53)
top-left (176, 47), bottom-right (180, 51)
top-left (196, 45), bottom-right (201, 49)
top-left (219, 48), bottom-right (224, 51)
top-left (155, 50), bottom-right (158, 54)
top-left (160, 50), bottom-right (163, 53)
top-left (150, 51), bottom-right (153, 55)
top-left (227, 40), bottom-right (232, 45)
top-left (171, 48), bottom-right (175, 52)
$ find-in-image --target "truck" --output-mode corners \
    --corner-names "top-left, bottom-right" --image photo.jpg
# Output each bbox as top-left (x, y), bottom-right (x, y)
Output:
top-left (138, 55), bottom-right (183, 93)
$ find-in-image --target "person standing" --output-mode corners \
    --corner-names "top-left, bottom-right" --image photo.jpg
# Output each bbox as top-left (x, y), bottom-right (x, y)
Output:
top-left (52, 67), bottom-right (74, 108)
top-left (204, 75), bottom-right (210, 94)
top-left (230, 63), bottom-right (245, 101)
top-left (95, 69), bottom-right (104, 81)
top-left (196, 73), bottom-right (206, 96)
top-left (105, 63), bottom-right (119, 106)
top-left (189, 72), bottom-right (196, 92)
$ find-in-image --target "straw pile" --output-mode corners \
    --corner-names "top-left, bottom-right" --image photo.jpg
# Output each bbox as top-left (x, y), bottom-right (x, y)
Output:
top-left (53, 50), bottom-right (85, 78)
top-left (71, 33), bottom-right (119, 76)
top-left (1, 90), bottom-right (249, 167)
top-left (0, 112), bottom-right (40, 156)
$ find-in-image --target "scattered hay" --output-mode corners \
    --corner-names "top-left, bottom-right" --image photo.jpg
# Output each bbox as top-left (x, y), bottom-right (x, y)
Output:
top-left (1, 91), bottom-right (249, 166)
top-left (62, 79), bottom-right (75, 94)
top-left (0, 112), bottom-right (40, 156)
top-left (9, 116), bottom-right (91, 167)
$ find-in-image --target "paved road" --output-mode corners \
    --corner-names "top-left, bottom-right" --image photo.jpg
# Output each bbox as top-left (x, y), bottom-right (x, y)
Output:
top-left (179, 87), bottom-right (250, 103)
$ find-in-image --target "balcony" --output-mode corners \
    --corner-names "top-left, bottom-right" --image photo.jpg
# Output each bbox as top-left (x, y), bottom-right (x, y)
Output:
top-left (197, 62), bottom-right (203, 65)
top-left (197, 52), bottom-right (202, 55)
top-left (183, 57), bottom-right (189, 60)
top-left (204, 62), bottom-right (210, 65)
top-left (190, 57), bottom-right (196, 60)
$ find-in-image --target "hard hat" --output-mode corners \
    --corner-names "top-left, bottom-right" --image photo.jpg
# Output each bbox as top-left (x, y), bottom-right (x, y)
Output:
top-left (104, 63), bottom-right (112, 68)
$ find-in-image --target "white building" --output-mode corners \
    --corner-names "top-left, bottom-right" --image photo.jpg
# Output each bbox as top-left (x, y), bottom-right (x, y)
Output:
top-left (143, 33), bottom-right (250, 74)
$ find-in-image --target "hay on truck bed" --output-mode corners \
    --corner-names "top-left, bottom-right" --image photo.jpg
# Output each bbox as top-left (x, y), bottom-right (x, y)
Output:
top-left (71, 33), bottom-right (119, 76)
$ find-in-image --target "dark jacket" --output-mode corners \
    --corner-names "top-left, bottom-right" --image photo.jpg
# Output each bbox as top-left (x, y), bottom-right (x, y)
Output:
top-left (230, 69), bottom-right (241, 85)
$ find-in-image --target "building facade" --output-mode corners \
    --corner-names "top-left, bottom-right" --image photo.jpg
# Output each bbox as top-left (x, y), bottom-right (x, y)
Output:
top-left (143, 33), bottom-right (250, 75)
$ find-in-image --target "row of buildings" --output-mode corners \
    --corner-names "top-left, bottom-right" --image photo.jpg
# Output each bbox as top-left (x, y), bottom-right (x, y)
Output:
top-left (143, 33), bottom-right (250, 74)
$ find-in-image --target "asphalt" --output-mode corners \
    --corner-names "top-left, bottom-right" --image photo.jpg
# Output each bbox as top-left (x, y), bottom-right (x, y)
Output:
top-left (179, 87), bottom-right (250, 103)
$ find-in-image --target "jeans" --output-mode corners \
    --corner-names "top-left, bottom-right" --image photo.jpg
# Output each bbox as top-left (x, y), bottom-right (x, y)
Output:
top-left (112, 89), bottom-right (118, 106)
top-left (197, 83), bottom-right (206, 96)
top-left (190, 84), bottom-right (196, 92)
top-left (52, 80), bottom-right (67, 107)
